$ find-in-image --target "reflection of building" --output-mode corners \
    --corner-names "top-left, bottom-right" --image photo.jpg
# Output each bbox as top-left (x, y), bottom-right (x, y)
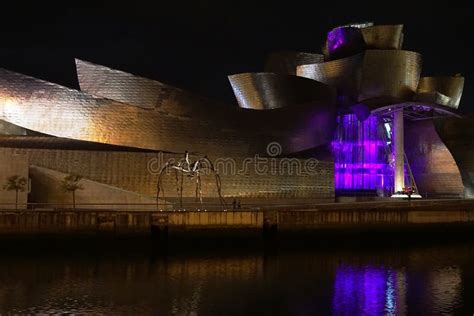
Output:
top-left (331, 264), bottom-right (463, 315)
top-left (332, 265), bottom-right (407, 315)
top-left (0, 23), bottom-right (472, 208)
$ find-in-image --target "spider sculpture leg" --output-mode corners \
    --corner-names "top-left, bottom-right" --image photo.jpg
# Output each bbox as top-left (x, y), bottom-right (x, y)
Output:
top-left (214, 173), bottom-right (228, 210)
top-left (197, 173), bottom-right (203, 208)
top-left (179, 171), bottom-right (184, 208)
top-left (174, 168), bottom-right (183, 210)
top-left (195, 175), bottom-right (199, 205)
top-left (156, 162), bottom-right (172, 211)
top-left (199, 158), bottom-right (228, 210)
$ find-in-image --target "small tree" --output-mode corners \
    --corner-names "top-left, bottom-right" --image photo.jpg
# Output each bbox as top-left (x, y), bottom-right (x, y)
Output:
top-left (61, 174), bottom-right (83, 211)
top-left (3, 175), bottom-right (27, 210)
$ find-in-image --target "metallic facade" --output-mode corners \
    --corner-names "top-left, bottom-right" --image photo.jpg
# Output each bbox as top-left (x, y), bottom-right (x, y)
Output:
top-left (405, 120), bottom-right (464, 198)
top-left (0, 21), bottom-right (471, 204)
top-left (264, 51), bottom-right (324, 75)
top-left (324, 24), bottom-right (404, 61)
top-left (77, 58), bottom-right (160, 110)
top-left (0, 69), bottom-right (336, 156)
top-left (296, 54), bottom-right (363, 105)
top-left (75, 60), bottom-right (338, 153)
top-left (0, 145), bottom-right (335, 204)
top-left (361, 25), bottom-right (404, 50)
top-left (416, 76), bottom-right (465, 109)
top-left (76, 59), bottom-right (229, 118)
top-left (358, 50), bottom-right (422, 105)
top-left (324, 26), bottom-right (366, 60)
top-left (297, 50), bottom-right (422, 107)
top-left (228, 72), bottom-right (336, 110)
top-left (435, 116), bottom-right (474, 198)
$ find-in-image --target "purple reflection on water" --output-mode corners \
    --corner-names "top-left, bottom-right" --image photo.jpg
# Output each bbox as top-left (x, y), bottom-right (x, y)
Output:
top-left (332, 114), bottom-right (393, 191)
top-left (332, 265), bottom-right (399, 316)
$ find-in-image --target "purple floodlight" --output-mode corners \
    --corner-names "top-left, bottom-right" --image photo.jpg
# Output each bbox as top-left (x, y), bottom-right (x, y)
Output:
top-left (332, 114), bottom-right (393, 193)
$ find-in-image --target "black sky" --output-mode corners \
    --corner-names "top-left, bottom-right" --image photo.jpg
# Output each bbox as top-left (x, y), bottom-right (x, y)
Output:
top-left (1, 1), bottom-right (473, 112)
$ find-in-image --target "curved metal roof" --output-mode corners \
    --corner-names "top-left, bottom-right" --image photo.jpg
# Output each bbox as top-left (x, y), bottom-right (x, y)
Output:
top-left (228, 72), bottom-right (336, 110)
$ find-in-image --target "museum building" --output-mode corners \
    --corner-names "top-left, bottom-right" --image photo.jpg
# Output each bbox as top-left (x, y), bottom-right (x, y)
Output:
top-left (0, 23), bottom-right (472, 209)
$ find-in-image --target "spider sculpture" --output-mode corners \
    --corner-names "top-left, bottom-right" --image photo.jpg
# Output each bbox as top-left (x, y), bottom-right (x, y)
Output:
top-left (156, 151), bottom-right (227, 211)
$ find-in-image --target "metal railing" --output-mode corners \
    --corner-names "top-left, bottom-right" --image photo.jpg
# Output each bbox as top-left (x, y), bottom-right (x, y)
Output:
top-left (0, 198), bottom-right (472, 213)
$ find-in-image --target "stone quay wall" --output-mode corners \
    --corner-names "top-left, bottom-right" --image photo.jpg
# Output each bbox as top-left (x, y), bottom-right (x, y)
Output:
top-left (1, 200), bottom-right (474, 235)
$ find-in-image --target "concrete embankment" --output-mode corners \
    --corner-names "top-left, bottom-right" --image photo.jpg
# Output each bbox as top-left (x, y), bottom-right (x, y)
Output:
top-left (1, 199), bottom-right (474, 237)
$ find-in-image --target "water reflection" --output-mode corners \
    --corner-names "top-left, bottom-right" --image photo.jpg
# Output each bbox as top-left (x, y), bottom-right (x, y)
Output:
top-left (332, 264), bottom-right (462, 315)
top-left (332, 266), bottom-right (406, 315)
top-left (429, 267), bottom-right (462, 314)
top-left (0, 243), bottom-right (471, 315)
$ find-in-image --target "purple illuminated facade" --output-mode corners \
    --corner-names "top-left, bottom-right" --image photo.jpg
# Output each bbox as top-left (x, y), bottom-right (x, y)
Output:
top-left (332, 114), bottom-right (393, 193)
top-left (326, 26), bottom-right (365, 60)
top-left (327, 27), bottom-right (347, 53)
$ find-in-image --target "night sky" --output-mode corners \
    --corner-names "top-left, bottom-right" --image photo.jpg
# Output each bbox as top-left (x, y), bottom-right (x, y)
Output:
top-left (1, 1), bottom-right (473, 112)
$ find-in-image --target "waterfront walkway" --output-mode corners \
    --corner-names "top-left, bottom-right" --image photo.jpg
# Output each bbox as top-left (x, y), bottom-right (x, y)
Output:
top-left (1, 199), bottom-right (473, 235)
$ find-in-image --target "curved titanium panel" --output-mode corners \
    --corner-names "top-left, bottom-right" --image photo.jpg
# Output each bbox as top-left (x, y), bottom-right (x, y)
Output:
top-left (76, 59), bottom-right (159, 109)
top-left (404, 120), bottom-right (464, 198)
top-left (358, 50), bottom-right (422, 105)
top-left (325, 26), bottom-right (366, 60)
top-left (264, 51), bottom-right (324, 75)
top-left (228, 72), bottom-right (336, 110)
top-left (296, 54), bottom-right (363, 105)
top-left (435, 116), bottom-right (474, 198)
top-left (416, 76), bottom-right (464, 109)
top-left (0, 68), bottom-right (336, 156)
top-left (361, 25), bottom-right (404, 49)
top-left (75, 59), bottom-right (227, 117)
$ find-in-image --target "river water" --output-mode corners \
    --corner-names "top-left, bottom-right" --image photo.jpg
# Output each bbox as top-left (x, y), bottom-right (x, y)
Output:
top-left (0, 238), bottom-right (473, 315)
